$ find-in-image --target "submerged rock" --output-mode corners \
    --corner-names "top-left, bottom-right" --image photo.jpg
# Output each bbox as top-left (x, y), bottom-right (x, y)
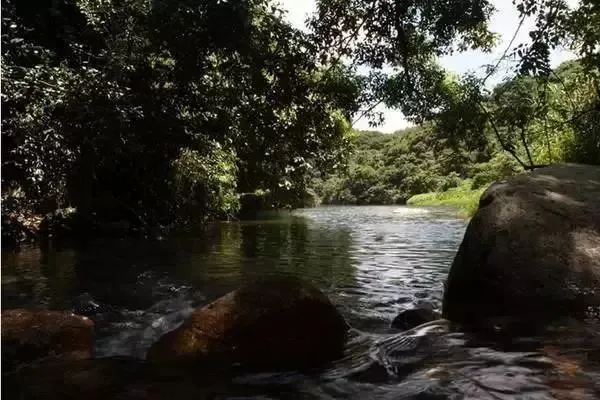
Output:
top-left (3, 358), bottom-right (144, 400)
top-left (147, 276), bottom-right (349, 370)
top-left (443, 163), bottom-right (600, 326)
top-left (71, 292), bottom-right (108, 316)
top-left (391, 308), bottom-right (440, 331)
top-left (3, 358), bottom-right (213, 400)
top-left (1, 309), bottom-right (95, 371)
top-left (3, 357), bottom-right (309, 400)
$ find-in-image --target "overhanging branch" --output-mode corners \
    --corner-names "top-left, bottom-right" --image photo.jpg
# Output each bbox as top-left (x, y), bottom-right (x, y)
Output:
top-left (477, 101), bottom-right (547, 170)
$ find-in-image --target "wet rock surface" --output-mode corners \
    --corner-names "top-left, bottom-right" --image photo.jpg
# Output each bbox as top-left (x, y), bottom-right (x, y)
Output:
top-left (71, 292), bottom-right (111, 316)
top-left (8, 320), bottom-right (599, 400)
top-left (1, 309), bottom-right (95, 371)
top-left (147, 276), bottom-right (349, 370)
top-left (443, 164), bottom-right (600, 325)
top-left (391, 308), bottom-right (440, 331)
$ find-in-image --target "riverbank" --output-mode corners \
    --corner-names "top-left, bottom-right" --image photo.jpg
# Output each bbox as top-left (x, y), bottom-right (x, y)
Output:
top-left (406, 186), bottom-right (486, 217)
top-left (2, 207), bottom-right (192, 250)
top-left (1, 191), bottom-right (313, 250)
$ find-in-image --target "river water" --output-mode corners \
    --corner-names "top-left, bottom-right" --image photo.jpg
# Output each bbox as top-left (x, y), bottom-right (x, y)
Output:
top-left (3, 205), bottom-right (600, 399)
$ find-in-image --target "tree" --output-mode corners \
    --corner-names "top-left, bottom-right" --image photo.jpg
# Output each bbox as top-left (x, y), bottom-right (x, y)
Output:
top-left (2, 0), bottom-right (363, 234)
top-left (309, 0), bottom-right (599, 167)
top-left (309, 0), bottom-right (497, 122)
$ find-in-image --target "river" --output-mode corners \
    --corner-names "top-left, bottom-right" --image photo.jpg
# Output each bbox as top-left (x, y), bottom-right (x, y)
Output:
top-left (3, 205), bottom-right (599, 399)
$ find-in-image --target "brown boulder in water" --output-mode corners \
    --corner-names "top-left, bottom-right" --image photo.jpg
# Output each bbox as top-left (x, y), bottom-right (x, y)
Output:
top-left (147, 277), bottom-right (349, 370)
top-left (443, 163), bottom-right (600, 326)
top-left (1, 309), bottom-right (95, 370)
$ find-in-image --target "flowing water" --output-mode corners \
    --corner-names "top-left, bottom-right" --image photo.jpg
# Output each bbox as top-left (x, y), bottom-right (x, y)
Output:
top-left (3, 205), bottom-right (600, 399)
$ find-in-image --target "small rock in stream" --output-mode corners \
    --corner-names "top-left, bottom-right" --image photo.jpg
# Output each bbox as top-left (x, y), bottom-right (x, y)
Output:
top-left (391, 308), bottom-right (440, 331)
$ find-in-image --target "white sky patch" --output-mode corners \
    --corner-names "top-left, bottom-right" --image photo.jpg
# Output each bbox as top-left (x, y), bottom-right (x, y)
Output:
top-left (278, 0), bottom-right (314, 31)
top-left (278, 0), bottom-right (579, 133)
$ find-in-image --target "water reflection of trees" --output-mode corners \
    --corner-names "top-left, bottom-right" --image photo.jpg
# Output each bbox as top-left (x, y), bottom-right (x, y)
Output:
top-left (68, 238), bottom-right (203, 309)
top-left (1, 247), bottom-right (77, 309)
top-left (2, 215), bottom-right (359, 310)
top-left (237, 216), bottom-right (358, 291)
top-left (171, 215), bottom-right (359, 300)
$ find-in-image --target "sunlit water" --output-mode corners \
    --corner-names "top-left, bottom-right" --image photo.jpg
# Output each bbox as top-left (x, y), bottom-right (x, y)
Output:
top-left (3, 205), bottom-right (600, 399)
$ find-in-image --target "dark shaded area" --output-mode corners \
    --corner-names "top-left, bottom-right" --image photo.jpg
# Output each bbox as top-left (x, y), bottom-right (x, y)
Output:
top-left (391, 308), bottom-right (440, 331)
top-left (1, 309), bottom-right (94, 372)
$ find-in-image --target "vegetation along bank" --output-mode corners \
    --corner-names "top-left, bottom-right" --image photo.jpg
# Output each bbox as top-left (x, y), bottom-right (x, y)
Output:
top-left (2, 0), bottom-right (598, 247)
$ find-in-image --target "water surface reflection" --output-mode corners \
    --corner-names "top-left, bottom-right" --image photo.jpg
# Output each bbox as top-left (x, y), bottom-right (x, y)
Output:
top-left (3, 205), bottom-right (599, 398)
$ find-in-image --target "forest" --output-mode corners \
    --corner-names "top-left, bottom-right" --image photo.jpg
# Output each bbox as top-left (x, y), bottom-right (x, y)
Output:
top-left (2, 0), bottom-right (599, 245)
top-left (314, 60), bottom-right (599, 214)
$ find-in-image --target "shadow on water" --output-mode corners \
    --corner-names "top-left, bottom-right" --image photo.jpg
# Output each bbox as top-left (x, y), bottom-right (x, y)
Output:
top-left (3, 205), bottom-right (600, 398)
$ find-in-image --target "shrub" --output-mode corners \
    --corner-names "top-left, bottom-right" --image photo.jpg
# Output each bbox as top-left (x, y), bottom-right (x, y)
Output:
top-left (437, 171), bottom-right (463, 191)
top-left (364, 185), bottom-right (395, 204)
top-left (470, 153), bottom-right (522, 189)
top-left (171, 143), bottom-right (239, 220)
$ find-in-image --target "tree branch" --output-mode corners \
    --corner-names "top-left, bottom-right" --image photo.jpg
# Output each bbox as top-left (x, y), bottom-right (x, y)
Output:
top-left (323, 2), bottom-right (378, 72)
top-left (518, 123), bottom-right (535, 166)
top-left (351, 98), bottom-right (384, 126)
top-left (482, 14), bottom-right (526, 86)
top-left (477, 100), bottom-right (529, 169)
top-left (539, 78), bottom-right (553, 163)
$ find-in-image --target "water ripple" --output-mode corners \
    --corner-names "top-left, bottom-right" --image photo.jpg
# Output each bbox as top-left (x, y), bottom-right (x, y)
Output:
top-left (4, 205), bottom-right (599, 399)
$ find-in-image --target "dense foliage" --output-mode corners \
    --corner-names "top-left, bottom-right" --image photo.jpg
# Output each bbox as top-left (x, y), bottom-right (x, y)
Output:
top-left (313, 126), bottom-right (521, 206)
top-left (1, 0), bottom-right (361, 236)
top-left (433, 60), bottom-right (600, 171)
top-left (311, 0), bottom-right (599, 170)
top-left (314, 59), bottom-right (598, 207)
top-left (1, 0), bottom-right (598, 244)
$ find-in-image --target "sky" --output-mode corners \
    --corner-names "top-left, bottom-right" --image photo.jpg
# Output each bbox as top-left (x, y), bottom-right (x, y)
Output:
top-left (278, 0), bottom-right (579, 132)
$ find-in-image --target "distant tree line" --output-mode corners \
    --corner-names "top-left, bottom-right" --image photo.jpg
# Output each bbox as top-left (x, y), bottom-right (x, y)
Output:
top-left (313, 60), bottom-right (599, 205)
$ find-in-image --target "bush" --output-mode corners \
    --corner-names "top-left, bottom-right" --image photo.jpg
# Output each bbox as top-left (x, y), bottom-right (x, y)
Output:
top-left (470, 153), bottom-right (521, 189)
top-left (171, 144), bottom-right (239, 220)
top-left (401, 170), bottom-right (441, 196)
top-left (302, 188), bottom-right (321, 207)
top-left (407, 187), bottom-right (487, 217)
top-left (364, 185), bottom-right (395, 204)
top-left (437, 171), bottom-right (463, 191)
top-left (569, 101), bottom-right (600, 165)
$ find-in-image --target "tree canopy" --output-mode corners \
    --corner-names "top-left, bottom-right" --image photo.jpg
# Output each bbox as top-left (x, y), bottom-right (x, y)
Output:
top-left (2, 0), bottom-right (361, 230)
top-left (1, 0), bottom-right (599, 244)
top-left (309, 0), bottom-right (599, 168)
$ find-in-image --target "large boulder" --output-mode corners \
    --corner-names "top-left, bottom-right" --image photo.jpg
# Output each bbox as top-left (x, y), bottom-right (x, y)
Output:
top-left (443, 164), bottom-right (600, 326)
top-left (147, 277), bottom-right (348, 370)
top-left (1, 309), bottom-right (95, 371)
